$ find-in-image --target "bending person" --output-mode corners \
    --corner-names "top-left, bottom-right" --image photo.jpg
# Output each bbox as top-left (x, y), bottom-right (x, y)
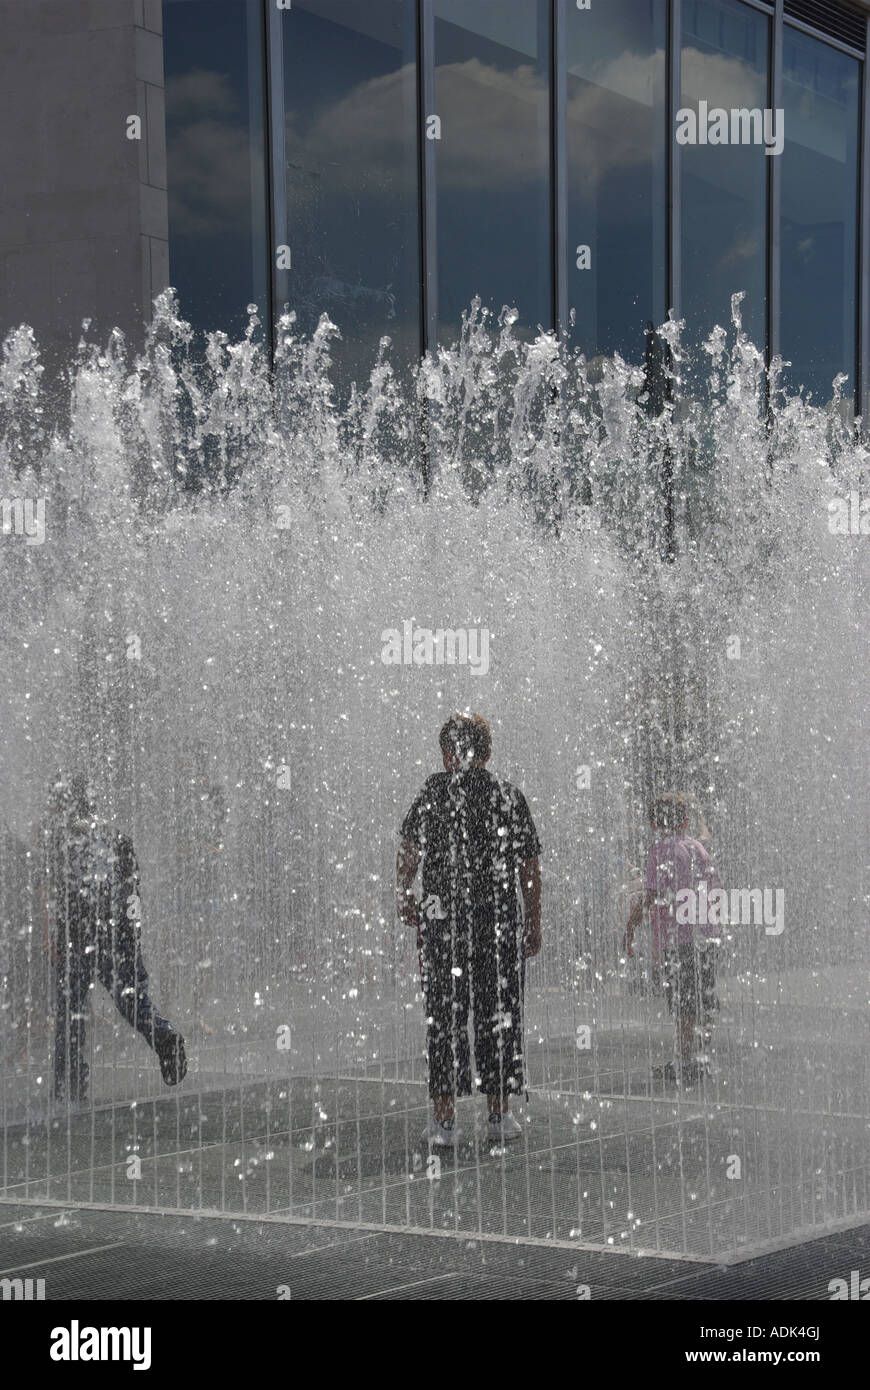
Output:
top-left (43, 773), bottom-right (187, 1105)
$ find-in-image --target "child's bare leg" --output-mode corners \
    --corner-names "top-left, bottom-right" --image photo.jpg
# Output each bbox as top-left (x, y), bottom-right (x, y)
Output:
top-left (433, 1094), bottom-right (455, 1125)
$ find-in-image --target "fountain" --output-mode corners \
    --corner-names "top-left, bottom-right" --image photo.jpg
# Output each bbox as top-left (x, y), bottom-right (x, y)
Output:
top-left (0, 290), bottom-right (867, 1259)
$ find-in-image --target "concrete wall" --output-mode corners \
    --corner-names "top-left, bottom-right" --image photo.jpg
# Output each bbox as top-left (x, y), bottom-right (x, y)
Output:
top-left (0, 0), bottom-right (168, 366)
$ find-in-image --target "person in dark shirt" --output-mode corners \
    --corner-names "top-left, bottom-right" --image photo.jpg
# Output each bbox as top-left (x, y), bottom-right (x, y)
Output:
top-left (396, 714), bottom-right (542, 1147)
top-left (42, 773), bottom-right (187, 1106)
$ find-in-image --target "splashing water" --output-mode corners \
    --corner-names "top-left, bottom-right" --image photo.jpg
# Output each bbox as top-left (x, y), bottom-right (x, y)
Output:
top-left (0, 290), bottom-right (867, 1257)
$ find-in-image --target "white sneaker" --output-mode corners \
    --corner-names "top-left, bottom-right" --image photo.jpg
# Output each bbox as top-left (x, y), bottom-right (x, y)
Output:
top-left (423, 1117), bottom-right (458, 1147)
top-left (487, 1111), bottom-right (523, 1142)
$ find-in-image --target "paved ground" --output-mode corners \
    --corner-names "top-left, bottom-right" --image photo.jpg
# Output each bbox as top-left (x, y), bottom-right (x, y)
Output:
top-left (1, 1200), bottom-right (869, 1300)
top-left (3, 1061), bottom-right (868, 1263)
top-left (4, 974), bottom-right (869, 1281)
top-left (3, 1022), bottom-right (870, 1302)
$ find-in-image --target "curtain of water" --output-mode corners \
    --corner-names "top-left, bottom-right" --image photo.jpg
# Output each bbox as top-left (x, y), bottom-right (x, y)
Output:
top-left (0, 293), bottom-right (867, 1258)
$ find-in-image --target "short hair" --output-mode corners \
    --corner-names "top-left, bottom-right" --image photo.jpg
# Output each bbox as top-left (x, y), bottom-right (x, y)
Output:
top-left (649, 792), bottom-right (689, 833)
top-left (439, 713), bottom-right (491, 764)
top-left (47, 771), bottom-right (94, 820)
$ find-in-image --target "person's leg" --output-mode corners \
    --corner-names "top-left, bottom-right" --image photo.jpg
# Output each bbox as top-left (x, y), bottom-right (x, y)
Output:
top-left (54, 934), bottom-right (92, 1102)
top-left (449, 933), bottom-right (472, 1111)
top-left (472, 920), bottom-right (524, 1115)
top-left (656, 950), bottom-right (685, 1078)
top-left (433, 1094), bottom-right (454, 1125)
top-left (423, 925), bottom-right (470, 1127)
top-left (696, 943), bottom-right (718, 1053)
top-left (679, 1008), bottom-right (696, 1063)
top-left (97, 921), bottom-right (186, 1083)
top-left (98, 924), bottom-right (165, 1040)
top-left (678, 947), bottom-right (697, 1063)
top-left (686, 945), bottom-right (717, 1061)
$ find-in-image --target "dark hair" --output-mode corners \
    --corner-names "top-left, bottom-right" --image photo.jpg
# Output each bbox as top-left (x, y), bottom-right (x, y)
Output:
top-left (649, 792), bottom-right (689, 833)
top-left (439, 713), bottom-right (491, 765)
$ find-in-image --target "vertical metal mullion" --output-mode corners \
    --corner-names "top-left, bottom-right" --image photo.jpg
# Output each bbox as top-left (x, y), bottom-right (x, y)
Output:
top-left (768, 0), bottom-right (783, 373)
top-left (249, 0), bottom-right (270, 355)
top-left (858, 20), bottom-right (870, 430)
top-left (552, 0), bottom-right (567, 335)
top-left (265, 0), bottom-right (288, 357)
top-left (419, 0), bottom-right (437, 355)
top-left (667, 0), bottom-right (682, 318)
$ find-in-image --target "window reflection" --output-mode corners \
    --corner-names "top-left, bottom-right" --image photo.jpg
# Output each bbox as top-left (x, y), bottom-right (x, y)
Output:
top-left (565, 0), bottom-right (667, 365)
top-left (780, 26), bottom-right (859, 405)
top-left (164, 0), bottom-right (269, 344)
top-left (280, 0), bottom-right (420, 392)
top-left (161, 0), bottom-right (867, 408)
top-left (681, 0), bottom-right (769, 364)
top-left (433, 0), bottom-right (551, 344)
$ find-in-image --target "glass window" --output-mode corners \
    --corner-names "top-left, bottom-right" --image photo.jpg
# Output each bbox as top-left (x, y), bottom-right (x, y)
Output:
top-left (279, 0), bottom-right (420, 391)
top-left (432, 0), bottom-right (551, 344)
top-left (680, 0), bottom-right (769, 365)
top-left (780, 26), bottom-right (860, 406)
top-left (564, 0), bottom-right (667, 365)
top-left (164, 0), bottom-right (269, 344)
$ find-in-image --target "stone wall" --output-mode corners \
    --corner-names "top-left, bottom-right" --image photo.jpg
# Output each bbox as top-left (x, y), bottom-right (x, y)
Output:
top-left (0, 0), bottom-right (168, 365)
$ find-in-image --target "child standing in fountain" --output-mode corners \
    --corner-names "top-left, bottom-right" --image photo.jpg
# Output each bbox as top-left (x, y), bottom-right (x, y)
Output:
top-left (396, 714), bottom-right (542, 1147)
top-left (624, 792), bottom-right (721, 1084)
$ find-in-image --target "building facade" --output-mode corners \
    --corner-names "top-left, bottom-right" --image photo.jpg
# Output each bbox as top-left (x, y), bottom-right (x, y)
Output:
top-left (0, 0), bottom-right (168, 376)
top-left (2, 0), bottom-right (869, 414)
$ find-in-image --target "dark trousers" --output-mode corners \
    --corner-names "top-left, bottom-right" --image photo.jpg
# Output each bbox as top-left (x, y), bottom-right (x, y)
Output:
top-left (421, 913), bottom-right (524, 1100)
top-left (54, 921), bottom-right (174, 1100)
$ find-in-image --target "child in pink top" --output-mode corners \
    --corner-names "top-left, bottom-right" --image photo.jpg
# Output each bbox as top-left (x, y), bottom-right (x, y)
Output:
top-left (625, 792), bottom-right (722, 1083)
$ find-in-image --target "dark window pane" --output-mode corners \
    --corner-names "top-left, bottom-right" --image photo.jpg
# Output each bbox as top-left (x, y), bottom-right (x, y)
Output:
top-left (280, 0), bottom-right (420, 389)
top-left (164, 0), bottom-right (269, 342)
top-left (681, 0), bottom-right (769, 361)
top-left (565, 0), bottom-right (667, 364)
top-left (780, 27), bottom-right (859, 405)
top-left (433, 0), bottom-right (551, 344)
